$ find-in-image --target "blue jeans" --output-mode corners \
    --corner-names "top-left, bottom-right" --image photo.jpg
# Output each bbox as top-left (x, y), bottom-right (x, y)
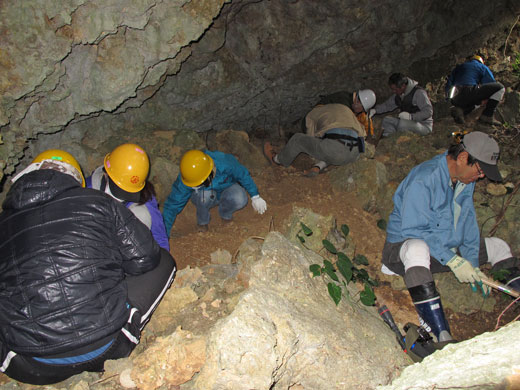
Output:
top-left (190, 183), bottom-right (248, 225)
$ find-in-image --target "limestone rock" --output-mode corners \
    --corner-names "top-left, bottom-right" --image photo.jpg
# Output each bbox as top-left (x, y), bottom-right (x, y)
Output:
top-left (377, 322), bottom-right (520, 390)
top-left (131, 327), bottom-right (206, 390)
top-left (207, 129), bottom-right (270, 175)
top-left (210, 248), bottom-right (233, 265)
top-left (187, 232), bottom-right (410, 390)
top-left (486, 182), bottom-right (508, 196)
top-left (284, 205), bottom-right (336, 253)
top-left (329, 158), bottom-right (389, 214)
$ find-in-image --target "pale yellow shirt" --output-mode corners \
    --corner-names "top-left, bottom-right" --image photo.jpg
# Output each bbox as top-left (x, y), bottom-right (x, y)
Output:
top-left (305, 104), bottom-right (366, 138)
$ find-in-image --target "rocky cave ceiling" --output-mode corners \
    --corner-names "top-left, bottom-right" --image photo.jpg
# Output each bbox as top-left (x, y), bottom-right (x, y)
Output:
top-left (1, 0), bottom-right (519, 185)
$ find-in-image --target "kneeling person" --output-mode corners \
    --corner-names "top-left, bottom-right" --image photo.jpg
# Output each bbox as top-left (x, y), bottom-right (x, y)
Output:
top-left (87, 143), bottom-right (170, 251)
top-left (0, 150), bottom-right (176, 385)
top-left (264, 90), bottom-right (375, 176)
top-left (381, 132), bottom-right (518, 342)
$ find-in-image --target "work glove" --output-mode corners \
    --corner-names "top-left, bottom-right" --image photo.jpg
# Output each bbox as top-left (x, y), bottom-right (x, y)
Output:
top-left (398, 111), bottom-right (412, 120)
top-left (368, 108), bottom-right (376, 119)
top-left (447, 255), bottom-right (490, 296)
top-left (251, 195), bottom-right (267, 214)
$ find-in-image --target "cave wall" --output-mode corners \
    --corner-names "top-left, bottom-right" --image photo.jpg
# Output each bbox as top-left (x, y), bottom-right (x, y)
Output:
top-left (1, 0), bottom-right (519, 187)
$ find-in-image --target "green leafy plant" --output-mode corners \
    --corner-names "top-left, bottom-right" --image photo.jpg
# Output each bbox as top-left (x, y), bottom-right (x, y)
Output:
top-left (307, 223), bottom-right (378, 307)
top-left (376, 219), bottom-right (387, 231)
top-left (297, 222), bottom-right (313, 245)
top-left (512, 52), bottom-right (520, 78)
top-left (490, 268), bottom-right (511, 283)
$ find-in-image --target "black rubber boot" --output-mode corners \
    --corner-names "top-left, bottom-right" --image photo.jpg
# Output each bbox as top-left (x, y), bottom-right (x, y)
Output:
top-left (408, 282), bottom-right (453, 342)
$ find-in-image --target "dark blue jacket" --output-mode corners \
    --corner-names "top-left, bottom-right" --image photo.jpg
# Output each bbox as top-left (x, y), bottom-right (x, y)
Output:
top-left (445, 59), bottom-right (496, 95)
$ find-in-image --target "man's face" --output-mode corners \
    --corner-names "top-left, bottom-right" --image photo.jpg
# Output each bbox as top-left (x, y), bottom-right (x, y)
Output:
top-left (455, 152), bottom-right (486, 184)
top-left (390, 83), bottom-right (406, 96)
top-left (351, 94), bottom-right (364, 114)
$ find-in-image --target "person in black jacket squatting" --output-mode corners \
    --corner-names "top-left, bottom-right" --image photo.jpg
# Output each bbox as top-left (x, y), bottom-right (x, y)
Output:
top-left (0, 149), bottom-right (176, 385)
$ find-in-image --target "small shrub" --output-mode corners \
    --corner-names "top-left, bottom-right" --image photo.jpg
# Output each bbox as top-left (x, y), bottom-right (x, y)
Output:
top-left (307, 223), bottom-right (378, 306)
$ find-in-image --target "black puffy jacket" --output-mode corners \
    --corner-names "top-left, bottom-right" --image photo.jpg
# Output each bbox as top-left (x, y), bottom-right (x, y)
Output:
top-left (0, 170), bottom-right (160, 357)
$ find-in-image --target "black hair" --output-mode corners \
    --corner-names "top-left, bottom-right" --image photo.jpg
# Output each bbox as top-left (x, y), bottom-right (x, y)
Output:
top-left (388, 73), bottom-right (407, 87)
top-left (447, 142), bottom-right (477, 165)
top-left (139, 181), bottom-right (156, 205)
top-left (201, 171), bottom-right (214, 188)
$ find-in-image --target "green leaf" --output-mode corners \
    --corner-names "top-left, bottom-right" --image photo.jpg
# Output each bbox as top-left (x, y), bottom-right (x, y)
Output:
top-left (309, 264), bottom-right (322, 277)
top-left (338, 252), bottom-right (353, 267)
top-left (354, 268), bottom-right (369, 282)
top-left (300, 222), bottom-right (313, 236)
top-left (297, 234), bottom-right (305, 243)
top-left (322, 239), bottom-right (337, 254)
top-left (490, 269), bottom-right (510, 282)
top-left (360, 284), bottom-right (376, 306)
top-left (367, 277), bottom-right (379, 287)
top-left (337, 255), bottom-right (353, 283)
top-left (327, 282), bottom-right (342, 305)
top-left (323, 259), bottom-right (339, 282)
top-left (376, 219), bottom-right (387, 230)
top-left (341, 224), bottom-right (350, 237)
top-left (354, 254), bottom-right (369, 265)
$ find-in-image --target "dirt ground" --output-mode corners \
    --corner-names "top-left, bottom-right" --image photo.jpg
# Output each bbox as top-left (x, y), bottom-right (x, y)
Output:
top-left (168, 150), bottom-right (520, 343)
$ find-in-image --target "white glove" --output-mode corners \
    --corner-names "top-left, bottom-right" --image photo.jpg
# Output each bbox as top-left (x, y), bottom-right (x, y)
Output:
top-left (447, 255), bottom-right (490, 296)
top-left (368, 108), bottom-right (376, 119)
top-left (251, 195), bottom-right (267, 214)
top-left (398, 111), bottom-right (412, 120)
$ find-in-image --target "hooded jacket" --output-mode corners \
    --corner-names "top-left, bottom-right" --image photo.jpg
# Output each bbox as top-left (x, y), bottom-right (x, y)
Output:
top-left (0, 169), bottom-right (160, 357)
top-left (374, 77), bottom-right (433, 128)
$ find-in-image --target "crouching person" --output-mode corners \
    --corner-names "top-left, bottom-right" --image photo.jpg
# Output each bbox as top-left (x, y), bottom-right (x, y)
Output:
top-left (381, 132), bottom-right (518, 343)
top-left (0, 150), bottom-right (176, 385)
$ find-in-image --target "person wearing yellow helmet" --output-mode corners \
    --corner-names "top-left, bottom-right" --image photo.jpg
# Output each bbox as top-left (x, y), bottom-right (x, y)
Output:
top-left (445, 54), bottom-right (505, 125)
top-left (87, 143), bottom-right (170, 251)
top-left (163, 149), bottom-right (267, 234)
top-left (1, 149), bottom-right (175, 385)
top-left (11, 149), bottom-right (86, 187)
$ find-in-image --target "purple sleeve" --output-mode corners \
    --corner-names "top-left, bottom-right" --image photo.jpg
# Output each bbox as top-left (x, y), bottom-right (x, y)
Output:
top-left (146, 196), bottom-right (170, 251)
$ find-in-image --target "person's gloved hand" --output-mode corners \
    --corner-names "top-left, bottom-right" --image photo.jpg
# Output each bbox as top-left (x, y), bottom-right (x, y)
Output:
top-left (447, 255), bottom-right (490, 296)
top-left (251, 195), bottom-right (267, 214)
top-left (368, 108), bottom-right (376, 119)
top-left (398, 111), bottom-right (412, 120)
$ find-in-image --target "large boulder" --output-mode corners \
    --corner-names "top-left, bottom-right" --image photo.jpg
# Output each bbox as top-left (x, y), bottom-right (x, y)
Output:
top-left (377, 321), bottom-right (520, 390)
top-left (184, 232), bottom-right (410, 389)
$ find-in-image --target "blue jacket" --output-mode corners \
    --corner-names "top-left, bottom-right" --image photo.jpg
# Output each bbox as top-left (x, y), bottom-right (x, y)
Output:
top-left (163, 150), bottom-right (259, 235)
top-left (386, 152), bottom-right (480, 266)
top-left (445, 59), bottom-right (496, 95)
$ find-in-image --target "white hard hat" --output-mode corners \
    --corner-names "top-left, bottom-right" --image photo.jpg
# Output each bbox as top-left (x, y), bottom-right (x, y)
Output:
top-left (358, 89), bottom-right (376, 111)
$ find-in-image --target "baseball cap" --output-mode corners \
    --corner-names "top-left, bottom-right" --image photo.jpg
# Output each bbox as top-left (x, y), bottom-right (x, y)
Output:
top-left (461, 131), bottom-right (502, 181)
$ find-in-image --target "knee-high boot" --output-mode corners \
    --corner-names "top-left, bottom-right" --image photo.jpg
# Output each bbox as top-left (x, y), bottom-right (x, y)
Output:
top-left (408, 282), bottom-right (453, 342)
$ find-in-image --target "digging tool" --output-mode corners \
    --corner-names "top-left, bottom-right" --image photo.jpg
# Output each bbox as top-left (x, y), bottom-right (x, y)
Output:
top-left (481, 278), bottom-right (520, 298)
top-left (377, 303), bottom-right (443, 362)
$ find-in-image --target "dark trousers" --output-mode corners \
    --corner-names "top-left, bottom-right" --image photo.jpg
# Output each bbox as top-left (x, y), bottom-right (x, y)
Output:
top-left (2, 249), bottom-right (176, 385)
top-left (451, 83), bottom-right (503, 114)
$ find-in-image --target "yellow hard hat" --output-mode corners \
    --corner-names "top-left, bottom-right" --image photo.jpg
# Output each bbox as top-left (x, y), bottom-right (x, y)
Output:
top-left (471, 55), bottom-right (484, 64)
top-left (104, 143), bottom-right (149, 193)
top-left (180, 150), bottom-right (214, 187)
top-left (32, 149), bottom-right (85, 187)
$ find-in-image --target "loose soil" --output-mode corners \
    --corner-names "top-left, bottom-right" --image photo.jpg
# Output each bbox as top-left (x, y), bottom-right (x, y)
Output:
top-left (169, 149), bottom-right (520, 343)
